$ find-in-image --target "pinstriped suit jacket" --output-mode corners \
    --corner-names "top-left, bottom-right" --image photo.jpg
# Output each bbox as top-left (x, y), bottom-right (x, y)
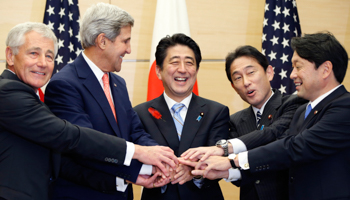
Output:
top-left (229, 89), bottom-right (306, 200)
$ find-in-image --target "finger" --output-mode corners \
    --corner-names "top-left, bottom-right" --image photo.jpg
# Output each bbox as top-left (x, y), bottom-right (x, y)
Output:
top-left (191, 169), bottom-right (204, 176)
top-left (199, 151), bottom-right (212, 161)
top-left (156, 162), bottom-right (169, 177)
top-left (171, 173), bottom-right (184, 184)
top-left (173, 169), bottom-right (184, 180)
top-left (179, 159), bottom-right (197, 168)
top-left (154, 176), bottom-right (171, 187)
top-left (180, 149), bottom-right (191, 158)
top-left (145, 172), bottom-right (160, 188)
top-left (188, 150), bottom-right (202, 161)
top-left (202, 165), bottom-right (214, 178)
top-left (159, 146), bottom-right (174, 153)
top-left (195, 161), bottom-right (207, 170)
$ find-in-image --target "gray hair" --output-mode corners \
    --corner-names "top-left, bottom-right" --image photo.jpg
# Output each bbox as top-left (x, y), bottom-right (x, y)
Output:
top-left (6, 22), bottom-right (58, 56)
top-left (80, 2), bottom-right (134, 49)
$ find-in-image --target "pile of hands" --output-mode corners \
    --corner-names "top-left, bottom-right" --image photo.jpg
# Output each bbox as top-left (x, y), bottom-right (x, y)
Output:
top-left (133, 145), bottom-right (234, 188)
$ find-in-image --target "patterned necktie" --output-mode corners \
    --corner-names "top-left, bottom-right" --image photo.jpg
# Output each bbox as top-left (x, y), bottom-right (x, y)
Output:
top-left (256, 111), bottom-right (262, 127)
top-left (102, 73), bottom-right (117, 121)
top-left (304, 104), bottom-right (312, 119)
top-left (172, 103), bottom-right (185, 140)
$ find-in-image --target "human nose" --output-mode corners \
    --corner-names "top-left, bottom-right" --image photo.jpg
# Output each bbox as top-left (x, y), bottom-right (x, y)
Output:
top-left (242, 75), bottom-right (251, 87)
top-left (290, 67), bottom-right (297, 80)
top-left (177, 62), bottom-right (186, 73)
top-left (126, 43), bottom-right (131, 54)
top-left (37, 54), bottom-right (47, 68)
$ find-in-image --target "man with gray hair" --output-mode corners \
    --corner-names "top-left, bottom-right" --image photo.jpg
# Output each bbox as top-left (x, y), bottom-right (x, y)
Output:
top-left (0, 21), bottom-right (176, 200)
top-left (45, 3), bottom-right (174, 200)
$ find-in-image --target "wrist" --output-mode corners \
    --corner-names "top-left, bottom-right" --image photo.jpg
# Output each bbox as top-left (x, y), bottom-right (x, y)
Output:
top-left (228, 142), bottom-right (233, 154)
top-left (216, 139), bottom-right (229, 156)
top-left (133, 144), bottom-right (141, 160)
top-left (228, 154), bottom-right (239, 169)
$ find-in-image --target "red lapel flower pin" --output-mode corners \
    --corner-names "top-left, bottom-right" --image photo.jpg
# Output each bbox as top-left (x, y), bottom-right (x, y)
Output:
top-left (148, 107), bottom-right (166, 122)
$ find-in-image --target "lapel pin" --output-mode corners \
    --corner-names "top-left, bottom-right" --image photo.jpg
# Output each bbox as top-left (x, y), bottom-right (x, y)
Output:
top-left (114, 83), bottom-right (117, 87)
top-left (314, 110), bottom-right (318, 115)
top-left (196, 112), bottom-right (204, 122)
top-left (268, 115), bottom-right (272, 120)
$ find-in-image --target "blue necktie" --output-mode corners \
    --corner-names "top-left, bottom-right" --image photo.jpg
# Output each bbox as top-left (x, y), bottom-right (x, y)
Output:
top-left (304, 104), bottom-right (312, 119)
top-left (256, 111), bottom-right (262, 127)
top-left (160, 103), bottom-right (185, 194)
top-left (172, 103), bottom-right (185, 140)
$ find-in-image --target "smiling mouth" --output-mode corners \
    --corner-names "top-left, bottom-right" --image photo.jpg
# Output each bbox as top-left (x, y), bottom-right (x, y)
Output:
top-left (295, 83), bottom-right (302, 86)
top-left (33, 71), bottom-right (45, 75)
top-left (175, 77), bottom-right (187, 82)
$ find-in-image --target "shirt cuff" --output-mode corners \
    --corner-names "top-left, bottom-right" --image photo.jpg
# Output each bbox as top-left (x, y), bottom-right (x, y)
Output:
top-left (224, 168), bottom-right (242, 182)
top-left (238, 151), bottom-right (249, 170)
top-left (116, 177), bottom-right (128, 192)
top-left (228, 138), bottom-right (247, 154)
top-left (139, 164), bottom-right (152, 175)
top-left (124, 141), bottom-right (134, 166)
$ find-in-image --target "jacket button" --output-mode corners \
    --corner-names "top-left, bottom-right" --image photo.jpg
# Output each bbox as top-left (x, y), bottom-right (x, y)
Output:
top-left (290, 176), bottom-right (294, 183)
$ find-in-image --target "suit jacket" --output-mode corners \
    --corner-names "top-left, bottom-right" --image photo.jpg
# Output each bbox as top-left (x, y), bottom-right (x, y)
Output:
top-left (0, 70), bottom-right (129, 200)
top-left (248, 85), bottom-right (350, 200)
top-left (45, 54), bottom-right (158, 200)
top-left (134, 94), bottom-right (229, 200)
top-left (230, 90), bottom-right (306, 200)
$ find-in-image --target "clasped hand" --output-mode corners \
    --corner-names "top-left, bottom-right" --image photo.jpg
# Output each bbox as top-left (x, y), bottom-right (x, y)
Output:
top-left (178, 146), bottom-right (232, 180)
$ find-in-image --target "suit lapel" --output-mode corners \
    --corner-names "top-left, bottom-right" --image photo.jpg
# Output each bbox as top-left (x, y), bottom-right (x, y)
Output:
top-left (151, 95), bottom-right (180, 152)
top-left (300, 85), bottom-right (347, 130)
top-left (109, 74), bottom-right (129, 139)
top-left (239, 107), bottom-right (257, 133)
top-left (258, 90), bottom-right (283, 129)
top-left (178, 95), bottom-right (206, 155)
top-left (75, 55), bottom-right (121, 136)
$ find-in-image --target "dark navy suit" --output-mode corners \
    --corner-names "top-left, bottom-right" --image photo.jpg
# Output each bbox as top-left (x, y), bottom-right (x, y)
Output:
top-left (248, 86), bottom-right (350, 200)
top-left (45, 54), bottom-right (158, 200)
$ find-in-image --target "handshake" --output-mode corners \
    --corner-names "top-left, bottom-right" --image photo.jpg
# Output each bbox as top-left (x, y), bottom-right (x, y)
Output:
top-left (132, 145), bottom-right (237, 188)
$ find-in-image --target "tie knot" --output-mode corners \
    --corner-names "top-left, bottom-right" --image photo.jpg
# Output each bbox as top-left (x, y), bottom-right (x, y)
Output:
top-left (172, 103), bottom-right (185, 114)
top-left (102, 73), bottom-right (109, 87)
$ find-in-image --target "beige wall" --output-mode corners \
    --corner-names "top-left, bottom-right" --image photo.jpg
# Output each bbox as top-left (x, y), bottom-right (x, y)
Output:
top-left (1, 0), bottom-right (350, 199)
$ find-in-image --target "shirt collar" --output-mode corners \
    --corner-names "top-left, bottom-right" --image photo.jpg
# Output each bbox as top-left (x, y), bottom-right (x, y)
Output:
top-left (82, 51), bottom-right (106, 89)
top-left (307, 84), bottom-right (342, 109)
top-left (252, 89), bottom-right (274, 116)
top-left (163, 92), bottom-right (192, 112)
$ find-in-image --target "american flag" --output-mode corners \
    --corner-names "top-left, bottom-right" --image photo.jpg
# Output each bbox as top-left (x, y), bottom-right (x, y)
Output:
top-left (262, 0), bottom-right (301, 94)
top-left (43, 0), bottom-right (82, 74)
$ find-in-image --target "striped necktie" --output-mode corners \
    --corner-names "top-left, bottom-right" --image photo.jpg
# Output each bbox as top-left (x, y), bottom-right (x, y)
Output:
top-left (256, 111), bottom-right (262, 127)
top-left (172, 103), bottom-right (185, 140)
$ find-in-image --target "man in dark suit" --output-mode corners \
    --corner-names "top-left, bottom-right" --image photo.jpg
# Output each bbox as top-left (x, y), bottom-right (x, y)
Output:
top-left (44, 3), bottom-right (174, 200)
top-left (187, 32), bottom-right (350, 200)
top-left (133, 33), bottom-right (229, 200)
top-left (0, 22), bottom-right (177, 200)
top-left (181, 45), bottom-right (306, 200)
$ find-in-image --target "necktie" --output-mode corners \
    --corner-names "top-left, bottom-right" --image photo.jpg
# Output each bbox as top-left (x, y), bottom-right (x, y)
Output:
top-left (256, 111), bottom-right (262, 127)
top-left (172, 103), bottom-right (185, 139)
top-left (304, 104), bottom-right (312, 119)
top-left (102, 73), bottom-right (117, 121)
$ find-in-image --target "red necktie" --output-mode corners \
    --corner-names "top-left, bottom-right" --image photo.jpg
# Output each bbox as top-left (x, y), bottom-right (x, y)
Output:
top-left (102, 73), bottom-right (117, 121)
